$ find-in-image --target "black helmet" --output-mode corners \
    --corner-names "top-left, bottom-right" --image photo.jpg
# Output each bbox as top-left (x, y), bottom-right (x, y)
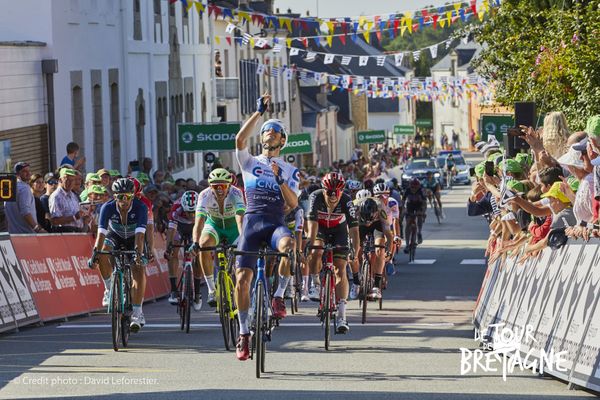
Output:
top-left (112, 177), bottom-right (135, 194)
top-left (359, 198), bottom-right (378, 222)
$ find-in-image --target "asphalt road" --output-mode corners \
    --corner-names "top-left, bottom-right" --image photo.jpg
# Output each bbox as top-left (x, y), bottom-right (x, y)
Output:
top-left (0, 180), bottom-right (595, 399)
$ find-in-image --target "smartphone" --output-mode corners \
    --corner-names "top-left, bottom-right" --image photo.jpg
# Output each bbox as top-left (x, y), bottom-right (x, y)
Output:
top-left (79, 202), bottom-right (91, 215)
top-left (129, 160), bottom-right (140, 172)
top-left (469, 167), bottom-right (476, 177)
top-left (484, 161), bottom-right (496, 176)
top-left (507, 127), bottom-right (525, 137)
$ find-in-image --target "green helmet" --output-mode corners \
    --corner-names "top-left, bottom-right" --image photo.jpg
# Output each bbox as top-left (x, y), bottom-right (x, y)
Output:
top-left (208, 168), bottom-right (232, 184)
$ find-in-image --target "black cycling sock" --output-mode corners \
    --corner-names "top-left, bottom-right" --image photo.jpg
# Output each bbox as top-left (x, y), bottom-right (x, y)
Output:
top-left (374, 274), bottom-right (383, 288)
top-left (352, 272), bottom-right (361, 285)
top-left (170, 277), bottom-right (177, 292)
top-left (194, 278), bottom-right (202, 299)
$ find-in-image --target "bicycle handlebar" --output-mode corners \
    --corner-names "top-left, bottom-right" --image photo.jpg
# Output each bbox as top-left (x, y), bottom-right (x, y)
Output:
top-left (96, 249), bottom-right (138, 256)
top-left (307, 245), bottom-right (350, 252)
top-left (233, 250), bottom-right (289, 258)
top-left (197, 244), bottom-right (236, 252)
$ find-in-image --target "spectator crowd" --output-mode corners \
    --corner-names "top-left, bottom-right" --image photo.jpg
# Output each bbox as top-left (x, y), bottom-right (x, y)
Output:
top-left (467, 112), bottom-right (600, 263)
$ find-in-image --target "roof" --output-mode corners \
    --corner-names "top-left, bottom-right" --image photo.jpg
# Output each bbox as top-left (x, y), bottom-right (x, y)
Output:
top-left (430, 41), bottom-right (482, 73)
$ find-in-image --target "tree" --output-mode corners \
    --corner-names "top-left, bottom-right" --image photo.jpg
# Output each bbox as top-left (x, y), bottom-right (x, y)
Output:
top-left (472, 0), bottom-right (600, 130)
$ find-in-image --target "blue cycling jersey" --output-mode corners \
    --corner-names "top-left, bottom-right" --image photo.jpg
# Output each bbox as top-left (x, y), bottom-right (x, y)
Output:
top-left (98, 199), bottom-right (148, 239)
top-left (236, 148), bottom-right (300, 214)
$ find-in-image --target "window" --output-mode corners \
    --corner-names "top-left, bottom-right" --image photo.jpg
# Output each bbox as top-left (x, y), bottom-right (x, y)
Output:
top-left (182, 4), bottom-right (189, 44)
top-left (185, 92), bottom-right (194, 166)
top-left (153, 0), bottom-right (162, 43)
top-left (239, 59), bottom-right (260, 115)
top-left (135, 89), bottom-right (146, 162)
top-left (110, 82), bottom-right (121, 169)
top-left (92, 84), bottom-right (104, 170)
top-left (71, 85), bottom-right (85, 161)
top-left (133, 0), bottom-right (142, 40)
top-left (198, 8), bottom-right (205, 43)
top-left (169, 93), bottom-right (184, 171)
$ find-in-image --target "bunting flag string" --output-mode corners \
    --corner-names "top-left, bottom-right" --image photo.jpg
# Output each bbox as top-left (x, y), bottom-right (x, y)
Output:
top-left (239, 59), bottom-right (493, 104)
top-left (175, 0), bottom-right (499, 39)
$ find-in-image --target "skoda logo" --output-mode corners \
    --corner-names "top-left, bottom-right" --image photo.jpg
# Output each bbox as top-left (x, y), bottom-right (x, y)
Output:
top-left (484, 122), bottom-right (496, 134)
top-left (182, 132), bottom-right (193, 144)
top-left (359, 134), bottom-right (365, 141)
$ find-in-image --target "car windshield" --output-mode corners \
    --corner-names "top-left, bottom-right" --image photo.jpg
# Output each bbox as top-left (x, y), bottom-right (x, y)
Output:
top-left (438, 155), bottom-right (466, 165)
top-left (406, 160), bottom-right (436, 170)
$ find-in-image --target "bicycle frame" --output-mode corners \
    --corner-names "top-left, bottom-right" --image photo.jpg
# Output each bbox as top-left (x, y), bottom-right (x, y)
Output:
top-left (252, 256), bottom-right (272, 335)
top-left (319, 249), bottom-right (337, 318)
top-left (216, 247), bottom-right (237, 321)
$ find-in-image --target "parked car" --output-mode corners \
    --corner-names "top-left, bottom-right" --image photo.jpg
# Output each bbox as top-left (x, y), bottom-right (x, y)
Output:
top-left (436, 150), bottom-right (471, 186)
top-left (401, 158), bottom-right (442, 188)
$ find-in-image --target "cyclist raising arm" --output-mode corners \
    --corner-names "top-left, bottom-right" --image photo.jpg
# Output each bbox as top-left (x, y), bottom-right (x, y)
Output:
top-left (89, 178), bottom-right (148, 332)
top-left (234, 93), bottom-right (300, 361)
top-left (189, 169), bottom-right (245, 307)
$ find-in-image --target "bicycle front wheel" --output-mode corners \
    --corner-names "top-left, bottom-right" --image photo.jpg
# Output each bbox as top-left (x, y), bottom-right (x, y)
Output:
top-left (361, 260), bottom-right (370, 324)
top-left (121, 270), bottom-right (132, 348)
top-left (217, 272), bottom-right (231, 350)
top-left (324, 271), bottom-right (332, 351)
top-left (254, 281), bottom-right (264, 379)
top-left (111, 273), bottom-right (121, 352)
top-left (184, 267), bottom-right (193, 334)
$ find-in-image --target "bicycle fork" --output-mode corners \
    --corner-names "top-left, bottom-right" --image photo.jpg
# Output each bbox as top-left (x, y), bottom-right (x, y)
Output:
top-left (108, 270), bottom-right (124, 314)
top-left (251, 258), bottom-right (273, 343)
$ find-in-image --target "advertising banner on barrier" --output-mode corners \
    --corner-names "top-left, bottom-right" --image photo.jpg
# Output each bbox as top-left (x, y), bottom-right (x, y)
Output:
top-left (0, 234), bottom-right (38, 331)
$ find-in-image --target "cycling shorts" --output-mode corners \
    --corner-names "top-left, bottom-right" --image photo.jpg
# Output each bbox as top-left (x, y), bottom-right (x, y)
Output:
top-left (316, 226), bottom-right (350, 259)
top-left (235, 213), bottom-right (292, 269)
top-left (201, 220), bottom-right (239, 246)
top-left (104, 230), bottom-right (135, 251)
top-left (359, 221), bottom-right (385, 240)
top-left (405, 204), bottom-right (426, 217)
top-left (173, 223), bottom-right (194, 244)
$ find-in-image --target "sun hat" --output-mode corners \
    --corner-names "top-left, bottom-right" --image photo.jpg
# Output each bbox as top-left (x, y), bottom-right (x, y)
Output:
top-left (541, 181), bottom-right (571, 204)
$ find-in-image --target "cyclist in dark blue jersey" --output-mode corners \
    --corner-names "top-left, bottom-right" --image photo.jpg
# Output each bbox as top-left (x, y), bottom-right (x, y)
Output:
top-left (234, 93), bottom-right (300, 361)
top-left (89, 178), bottom-right (148, 332)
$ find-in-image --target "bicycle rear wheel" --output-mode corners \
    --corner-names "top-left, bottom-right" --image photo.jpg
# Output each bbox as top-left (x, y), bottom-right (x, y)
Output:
top-left (323, 270), bottom-right (332, 350)
top-left (121, 271), bottom-right (132, 348)
top-left (185, 267), bottom-right (192, 334)
top-left (111, 274), bottom-right (121, 352)
top-left (361, 260), bottom-right (370, 325)
top-left (254, 281), bottom-right (264, 379)
top-left (227, 273), bottom-right (239, 349)
top-left (217, 272), bottom-right (231, 350)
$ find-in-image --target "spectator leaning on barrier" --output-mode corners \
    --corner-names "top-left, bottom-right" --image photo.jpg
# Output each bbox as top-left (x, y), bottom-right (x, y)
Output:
top-left (5, 162), bottom-right (45, 233)
top-left (49, 168), bottom-right (87, 233)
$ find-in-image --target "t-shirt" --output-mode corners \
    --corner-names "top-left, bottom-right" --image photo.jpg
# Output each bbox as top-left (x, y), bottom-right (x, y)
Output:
top-left (4, 180), bottom-right (36, 233)
top-left (235, 148), bottom-right (300, 215)
top-left (60, 156), bottom-right (75, 167)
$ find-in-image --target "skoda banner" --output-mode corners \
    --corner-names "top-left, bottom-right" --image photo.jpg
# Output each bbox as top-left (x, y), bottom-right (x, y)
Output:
top-left (281, 133), bottom-right (312, 155)
top-left (480, 115), bottom-right (514, 142)
top-left (177, 122), bottom-right (241, 152)
top-left (357, 130), bottom-right (386, 144)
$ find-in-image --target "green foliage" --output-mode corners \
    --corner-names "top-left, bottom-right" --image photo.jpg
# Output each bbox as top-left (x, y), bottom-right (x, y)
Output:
top-left (472, 0), bottom-right (600, 130)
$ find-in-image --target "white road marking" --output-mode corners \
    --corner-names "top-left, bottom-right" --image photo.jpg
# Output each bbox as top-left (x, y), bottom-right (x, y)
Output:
top-left (445, 296), bottom-right (477, 301)
top-left (408, 259), bottom-right (436, 264)
top-left (56, 322), bottom-right (454, 329)
top-left (460, 259), bottom-right (487, 265)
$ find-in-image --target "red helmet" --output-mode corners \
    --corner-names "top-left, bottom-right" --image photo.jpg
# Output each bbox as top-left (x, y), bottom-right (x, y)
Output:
top-left (322, 172), bottom-right (345, 192)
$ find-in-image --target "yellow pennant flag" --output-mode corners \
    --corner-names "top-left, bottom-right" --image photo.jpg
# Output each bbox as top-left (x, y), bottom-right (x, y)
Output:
top-left (194, 2), bottom-right (205, 14)
top-left (478, 10), bottom-right (485, 21)
top-left (332, 85), bottom-right (338, 91)
top-left (439, 18), bottom-right (446, 28)
top-left (327, 21), bottom-right (335, 34)
top-left (401, 26), bottom-right (407, 36)
top-left (215, 36), bottom-right (221, 45)
top-left (187, 0), bottom-right (194, 11)
top-left (354, 89), bottom-right (360, 95)
top-left (454, 3), bottom-right (461, 11)
top-left (446, 11), bottom-right (453, 22)
top-left (366, 21), bottom-right (374, 31)
top-left (249, 38), bottom-right (255, 47)
top-left (326, 36), bottom-right (333, 47)
top-left (363, 30), bottom-right (370, 43)
top-left (283, 18), bottom-right (292, 32)
top-left (358, 16), bottom-right (366, 28)
top-left (482, 0), bottom-right (489, 11)
top-left (238, 11), bottom-right (249, 23)
top-left (286, 38), bottom-right (292, 48)
top-left (406, 17), bottom-right (413, 30)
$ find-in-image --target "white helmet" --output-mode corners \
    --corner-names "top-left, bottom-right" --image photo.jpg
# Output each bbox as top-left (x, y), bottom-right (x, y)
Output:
top-left (356, 189), bottom-right (371, 200)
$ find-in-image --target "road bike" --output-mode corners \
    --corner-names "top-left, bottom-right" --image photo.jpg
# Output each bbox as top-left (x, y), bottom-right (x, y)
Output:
top-left (426, 190), bottom-right (442, 224)
top-left (308, 244), bottom-right (349, 350)
top-left (405, 213), bottom-right (418, 263)
top-left (171, 239), bottom-right (198, 334)
top-left (234, 247), bottom-right (289, 378)
top-left (97, 248), bottom-right (137, 352)
top-left (199, 243), bottom-right (238, 350)
top-left (358, 235), bottom-right (386, 324)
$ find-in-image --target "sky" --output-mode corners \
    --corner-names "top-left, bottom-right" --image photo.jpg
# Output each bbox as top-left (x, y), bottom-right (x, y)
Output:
top-left (272, 0), bottom-right (441, 18)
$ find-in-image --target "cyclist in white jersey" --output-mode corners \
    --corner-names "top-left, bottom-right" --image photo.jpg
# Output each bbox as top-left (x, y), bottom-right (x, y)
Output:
top-left (234, 93), bottom-right (300, 361)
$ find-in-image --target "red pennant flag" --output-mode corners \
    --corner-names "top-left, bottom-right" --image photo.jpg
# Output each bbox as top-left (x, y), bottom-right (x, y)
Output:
top-left (293, 19), bottom-right (300, 29)
top-left (208, 4), bottom-right (215, 17)
top-left (376, 31), bottom-right (382, 42)
top-left (339, 35), bottom-right (346, 45)
top-left (213, 6), bottom-right (222, 19)
top-left (342, 22), bottom-right (348, 35)
top-left (394, 19), bottom-right (399, 35)
top-left (421, 9), bottom-right (429, 17)
top-left (433, 15), bottom-right (439, 29)
top-left (301, 21), bottom-right (308, 32)
top-left (471, 4), bottom-right (477, 15)
top-left (226, 37), bottom-right (231, 46)
top-left (168, 0), bottom-right (177, 3)
top-left (412, 23), bottom-right (419, 32)
top-left (302, 37), bottom-right (308, 48)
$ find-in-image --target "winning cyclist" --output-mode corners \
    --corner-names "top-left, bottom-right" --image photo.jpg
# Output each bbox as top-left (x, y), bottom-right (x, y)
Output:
top-left (189, 168), bottom-right (245, 308)
top-left (422, 171), bottom-right (442, 214)
top-left (234, 93), bottom-right (300, 361)
top-left (165, 191), bottom-right (201, 310)
top-left (305, 172), bottom-right (360, 333)
top-left (403, 178), bottom-right (427, 250)
top-left (89, 178), bottom-right (148, 332)
top-left (353, 191), bottom-right (393, 300)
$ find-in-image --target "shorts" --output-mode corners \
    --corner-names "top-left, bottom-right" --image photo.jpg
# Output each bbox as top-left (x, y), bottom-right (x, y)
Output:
top-left (235, 213), bottom-right (293, 269)
top-left (104, 231), bottom-right (135, 250)
top-left (201, 221), bottom-right (239, 246)
top-left (405, 203), bottom-right (426, 217)
top-left (174, 223), bottom-right (194, 244)
top-left (316, 226), bottom-right (350, 259)
top-left (359, 221), bottom-right (385, 240)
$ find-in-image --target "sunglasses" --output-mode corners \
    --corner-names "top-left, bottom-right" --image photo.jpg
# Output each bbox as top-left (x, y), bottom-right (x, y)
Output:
top-left (261, 122), bottom-right (283, 134)
top-left (325, 189), bottom-right (341, 197)
top-left (210, 183), bottom-right (230, 191)
top-left (114, 193), bottom-right (134, 201)
top-left (47, 180), bottom-right (58, 185)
